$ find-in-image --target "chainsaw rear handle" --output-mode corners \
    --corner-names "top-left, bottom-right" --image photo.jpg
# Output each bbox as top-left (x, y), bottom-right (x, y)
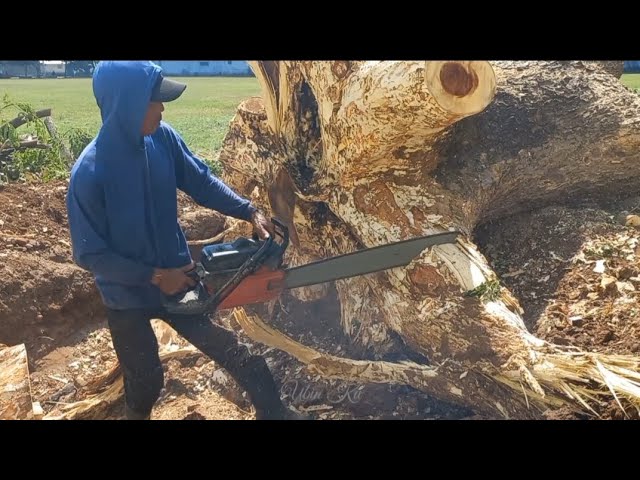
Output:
top-left (162, 216), bottom-right (290, 316)
top-left (184, 262), bottom-right (206, 283)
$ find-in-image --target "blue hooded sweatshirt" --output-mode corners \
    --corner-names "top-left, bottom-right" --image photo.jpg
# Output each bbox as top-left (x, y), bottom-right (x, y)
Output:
top-left (66, 61), bottom-right (256, 310)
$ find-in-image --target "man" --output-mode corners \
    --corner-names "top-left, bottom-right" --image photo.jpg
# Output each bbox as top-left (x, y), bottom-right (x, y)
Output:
top-left (67, 60), bottom-right (308, 420)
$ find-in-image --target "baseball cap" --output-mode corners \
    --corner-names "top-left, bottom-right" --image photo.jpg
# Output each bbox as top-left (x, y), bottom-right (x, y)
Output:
top-left (150, 74), bottom-right (187, 102)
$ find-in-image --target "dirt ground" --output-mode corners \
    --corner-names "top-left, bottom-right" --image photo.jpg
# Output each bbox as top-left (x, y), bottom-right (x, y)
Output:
top-left (1, 180), bottom-right (639, 420)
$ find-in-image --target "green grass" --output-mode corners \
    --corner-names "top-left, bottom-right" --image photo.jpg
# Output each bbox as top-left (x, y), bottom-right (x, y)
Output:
top-left (622, 73), bottom-right (640, 91)
top-left (0, 76), bottom-right (261, 162)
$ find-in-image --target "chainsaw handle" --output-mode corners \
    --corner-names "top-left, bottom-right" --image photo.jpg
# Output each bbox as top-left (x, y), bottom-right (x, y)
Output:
top-left (253, 217), bottom-right (288, 248)
top-left (271, 217), bottom-right (289, 252)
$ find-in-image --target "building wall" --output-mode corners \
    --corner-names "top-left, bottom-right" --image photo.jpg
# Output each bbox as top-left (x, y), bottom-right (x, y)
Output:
top-left (624, 61), bottom-right (640, 73)
top-left (153, 60), bottom-right (253, 76)
top-left (0, 61), bottom-right (39, 78)
top-left (41, 62), bottom-right (66, 77)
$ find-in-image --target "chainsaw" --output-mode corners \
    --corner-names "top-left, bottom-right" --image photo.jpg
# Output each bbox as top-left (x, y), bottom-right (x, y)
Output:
top-left (163, 217), bottom-right (460, 316)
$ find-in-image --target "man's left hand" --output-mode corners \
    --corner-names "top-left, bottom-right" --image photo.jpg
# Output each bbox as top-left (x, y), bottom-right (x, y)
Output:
top-left (250, 210), bottom-right (274, 240)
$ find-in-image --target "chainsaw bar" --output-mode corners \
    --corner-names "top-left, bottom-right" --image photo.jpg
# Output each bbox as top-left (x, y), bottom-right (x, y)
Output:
top-left (283, 231), bottom-right (459, 289)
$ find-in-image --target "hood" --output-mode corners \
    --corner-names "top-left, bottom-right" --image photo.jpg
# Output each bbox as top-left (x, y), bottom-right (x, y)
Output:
top-left (89, 60), bottom-right (165, 268)
top-left (92, 61), bottom-right (162, 146)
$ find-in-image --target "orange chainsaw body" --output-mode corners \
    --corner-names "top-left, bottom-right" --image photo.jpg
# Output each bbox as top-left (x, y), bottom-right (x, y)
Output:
top-left (215, 265), bottom-right (286, 310)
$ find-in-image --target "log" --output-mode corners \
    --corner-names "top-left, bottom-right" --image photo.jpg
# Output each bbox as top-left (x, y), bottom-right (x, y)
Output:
top-left (218, 61), bottom-right (640, 419)
top-left (18, 140), bottom-right (50, 150)
top-left (243, 61), bottom-right (496, 201)
top-left (8, 108), bottom-right (52, 129)
top-left (0, 343), bottom-right (34, 420)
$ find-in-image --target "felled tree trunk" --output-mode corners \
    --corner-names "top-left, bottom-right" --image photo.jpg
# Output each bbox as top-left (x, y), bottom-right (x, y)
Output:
top-left (0, 344), bottom-right (34, 419)
top-left (218, 60), bottom-right (640, 419)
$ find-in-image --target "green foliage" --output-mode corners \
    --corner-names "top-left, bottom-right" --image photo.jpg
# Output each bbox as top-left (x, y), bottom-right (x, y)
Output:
top-left (0, 94), bottom-right (92, 183)
top-left (465, 278), bottom-right (503, 302)
top-left (65, 127), bottom-right (93, 158)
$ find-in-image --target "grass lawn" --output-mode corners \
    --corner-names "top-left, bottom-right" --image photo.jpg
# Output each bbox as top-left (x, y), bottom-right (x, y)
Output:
top-left (622, 73), bottom-right (640, 91)
top-left (0, 77), bottom-right (261, 163)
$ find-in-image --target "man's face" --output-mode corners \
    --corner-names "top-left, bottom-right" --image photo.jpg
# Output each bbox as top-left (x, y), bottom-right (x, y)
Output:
top-left (141, 101), bottom-right (164, 135)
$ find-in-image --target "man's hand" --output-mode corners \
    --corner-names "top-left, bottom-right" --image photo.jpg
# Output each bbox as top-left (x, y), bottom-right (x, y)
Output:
top-left (250, 209), bottom-right (275, 240)
top-left (151, 261), bottom-right (197, 295)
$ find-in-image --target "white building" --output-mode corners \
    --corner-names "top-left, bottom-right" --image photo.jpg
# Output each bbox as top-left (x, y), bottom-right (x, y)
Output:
top-left (153, 61), bottom-right (253, 76)
top-left (41, 61), bottom-right (66, 77)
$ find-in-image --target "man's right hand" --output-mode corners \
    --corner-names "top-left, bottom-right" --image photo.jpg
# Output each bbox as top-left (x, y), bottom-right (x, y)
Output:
top-left (150, 262), bottom-right (197, 295)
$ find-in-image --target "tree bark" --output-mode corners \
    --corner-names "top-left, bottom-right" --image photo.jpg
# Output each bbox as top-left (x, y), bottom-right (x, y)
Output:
top-left (590, 61), bottom-right (624, 79)
top-left (218, 61), bottom-right (640, 419)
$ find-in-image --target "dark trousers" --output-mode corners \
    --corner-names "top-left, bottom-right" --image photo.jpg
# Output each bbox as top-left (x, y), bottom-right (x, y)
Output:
top-left (106, 307), bottom-right (285, 418)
